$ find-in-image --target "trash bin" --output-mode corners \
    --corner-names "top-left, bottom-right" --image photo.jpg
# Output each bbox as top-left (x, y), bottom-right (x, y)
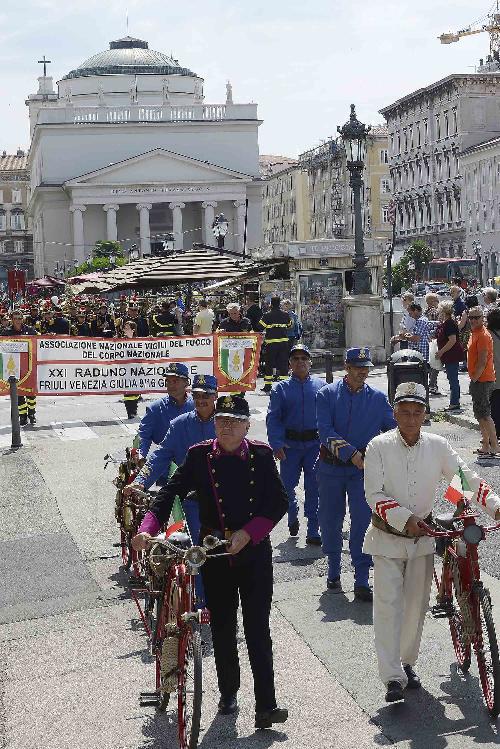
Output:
top-left (387, 349), bottom-right (429, 412)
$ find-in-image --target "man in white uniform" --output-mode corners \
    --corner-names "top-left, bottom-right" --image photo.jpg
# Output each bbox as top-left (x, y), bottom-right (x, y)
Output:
top-left (363, 381), bottom-right (500, 703)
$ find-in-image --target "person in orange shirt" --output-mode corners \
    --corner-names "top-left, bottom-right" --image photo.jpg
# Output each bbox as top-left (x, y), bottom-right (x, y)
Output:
top-left (467, 306), bottom-right (499, 457)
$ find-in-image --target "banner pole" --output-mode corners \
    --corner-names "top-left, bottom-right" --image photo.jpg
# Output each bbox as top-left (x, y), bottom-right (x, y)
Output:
top-left (8, 376), bottom-right (22, 449)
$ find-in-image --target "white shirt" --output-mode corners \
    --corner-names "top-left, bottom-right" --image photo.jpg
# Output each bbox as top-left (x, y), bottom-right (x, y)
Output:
top-left (363, 429), bottom-right (500, 559)
top-left (194, 308), bottom-right (215, 334)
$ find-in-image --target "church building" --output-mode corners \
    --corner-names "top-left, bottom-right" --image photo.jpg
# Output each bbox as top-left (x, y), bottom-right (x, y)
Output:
top-left (26, 36), bottom-right (263, 276)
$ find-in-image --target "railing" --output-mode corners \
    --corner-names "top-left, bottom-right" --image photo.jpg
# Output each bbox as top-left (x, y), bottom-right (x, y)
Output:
top-left (37, 102), bottom-right (258, 126)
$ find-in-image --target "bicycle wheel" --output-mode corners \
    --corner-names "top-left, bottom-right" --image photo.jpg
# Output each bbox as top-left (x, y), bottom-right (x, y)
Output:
top-left (474, 585), bottom-right (500, 718)
top-left (120, 529), bottom-right (132, 570)
top-left (448, 561), bottom-right (472, 672)
top-left (178, 625), bottom-right (202, 749)
top-left (155, 576), bottom-right (179, 712)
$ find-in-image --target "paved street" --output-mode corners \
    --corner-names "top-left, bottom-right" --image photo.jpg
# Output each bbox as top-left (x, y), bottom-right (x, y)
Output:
top-left (1, 369), bottom-right (500, 748)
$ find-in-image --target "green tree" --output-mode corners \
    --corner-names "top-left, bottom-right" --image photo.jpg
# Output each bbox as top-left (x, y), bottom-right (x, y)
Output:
top-left (93, 240), bottom-right (124, 258)
top-left (403, 240), bottom-right (433, 281)
top-left (389, 258), bottom-right (414, 295)
top-left (69, 256), bottom-right (126, 277)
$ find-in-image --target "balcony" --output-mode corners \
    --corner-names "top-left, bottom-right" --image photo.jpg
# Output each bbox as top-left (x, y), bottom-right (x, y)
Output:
top-left (35, 102), bottom-right (259, 126)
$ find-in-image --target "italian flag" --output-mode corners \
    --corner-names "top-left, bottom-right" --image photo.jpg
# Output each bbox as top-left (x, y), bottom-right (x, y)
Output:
top-left (444, 467), bottom-right (474, 505)
top-left (220, 346), bottom-right (253, 383)
top-left (165, 463), bottom-right (186, 536)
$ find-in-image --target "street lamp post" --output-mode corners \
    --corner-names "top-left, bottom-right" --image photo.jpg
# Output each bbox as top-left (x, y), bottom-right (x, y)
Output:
top-left (212, 213), bottom-right (229, 250)
top-left (338, 104), bottom-right (372, 295)
top-left (472, 240), bottom-right (483, 285)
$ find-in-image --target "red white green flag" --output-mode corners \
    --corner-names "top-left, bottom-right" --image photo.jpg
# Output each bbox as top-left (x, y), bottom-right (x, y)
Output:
top-left (444, 467), bottom-right (473, 505)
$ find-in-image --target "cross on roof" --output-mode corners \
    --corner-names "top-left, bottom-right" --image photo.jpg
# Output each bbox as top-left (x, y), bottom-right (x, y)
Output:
top-left (37, 55), bottom-right (51, 76)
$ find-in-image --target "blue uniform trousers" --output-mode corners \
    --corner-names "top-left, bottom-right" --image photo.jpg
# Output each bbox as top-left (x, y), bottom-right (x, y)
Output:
top-left (280, 444), bottom-right (319, 533)
top-left (316, 463), bottom-right (372, 587)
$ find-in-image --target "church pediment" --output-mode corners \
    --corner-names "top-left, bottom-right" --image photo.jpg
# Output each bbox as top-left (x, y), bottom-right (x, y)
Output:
top-left (65, 148), bottom-right (252, 186)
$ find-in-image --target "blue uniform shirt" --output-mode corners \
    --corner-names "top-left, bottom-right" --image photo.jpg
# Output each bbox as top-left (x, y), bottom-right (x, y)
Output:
top-left (137, 394), bottom-right (194, 457)
top-left (136, 410), bottom-right (216, 490)
top-left (316, 378), bottom-right (396, 463)
top-left (266, 374), bottom-right (326, 450)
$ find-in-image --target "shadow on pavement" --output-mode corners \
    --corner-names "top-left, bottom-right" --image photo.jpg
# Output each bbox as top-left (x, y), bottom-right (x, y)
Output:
top-left (140, 709), bottom-right (178, 749)
top-left (199, 710), bottom-right (288, 747)
top-left (318, 590), bottom-right (373, 626)
top-left (371, 666), bottom-right (500, 748)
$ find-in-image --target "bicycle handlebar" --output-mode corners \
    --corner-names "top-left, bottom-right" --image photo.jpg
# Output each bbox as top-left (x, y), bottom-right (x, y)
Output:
top-left (419, 519), bottom-right (500, 539)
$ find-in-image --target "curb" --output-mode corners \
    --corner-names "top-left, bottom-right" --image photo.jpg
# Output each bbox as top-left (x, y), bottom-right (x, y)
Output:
top-left (438, 410), bottom-right (479, 432)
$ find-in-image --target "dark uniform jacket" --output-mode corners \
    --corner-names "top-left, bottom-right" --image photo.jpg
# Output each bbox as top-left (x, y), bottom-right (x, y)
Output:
top-left (258, 309), bottom-right (292, 342)
top-left (1, 324), bottom-right (37, 336)
top-left (149, 311), bottom-right (177, 336)
top-left (150, 438), bottom-right (288, 558)
top-left (217, 316), bottom-right (252, 333)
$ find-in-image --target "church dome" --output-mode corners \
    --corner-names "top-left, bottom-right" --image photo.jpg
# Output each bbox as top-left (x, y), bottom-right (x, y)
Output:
top-left (62, 36), bottom-right (196, 79)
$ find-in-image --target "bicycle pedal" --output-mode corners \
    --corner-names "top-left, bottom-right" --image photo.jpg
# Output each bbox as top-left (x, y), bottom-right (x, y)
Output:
top-left (139, 691), bottom-right (160, 707)
top-left (112, 542), bottom-right (124, 548)
top-left (431, 604), bottom-right (452, 618)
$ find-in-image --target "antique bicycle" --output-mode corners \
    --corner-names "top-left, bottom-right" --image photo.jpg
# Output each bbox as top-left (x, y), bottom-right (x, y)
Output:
top-left (429, 504), bottom-right (500, 717)
top-left (135, 528), bottom-right (229, 749)
top-left (105, 446), bottom-right (150, 576)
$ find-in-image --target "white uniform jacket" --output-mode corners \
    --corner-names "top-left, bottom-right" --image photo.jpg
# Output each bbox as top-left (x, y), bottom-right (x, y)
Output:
top-left (363, 429), bottom-right (500, 559)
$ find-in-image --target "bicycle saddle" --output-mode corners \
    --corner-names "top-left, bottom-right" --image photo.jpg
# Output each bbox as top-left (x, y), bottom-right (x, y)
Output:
top-left (435, 513), bottom-right (456, 530)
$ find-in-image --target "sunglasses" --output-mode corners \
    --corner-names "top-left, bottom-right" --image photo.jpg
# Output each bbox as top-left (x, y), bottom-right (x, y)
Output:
top-left (290, 356), bottom-right (310, 361)
top-left (469, 315), bottom-right (483, 320)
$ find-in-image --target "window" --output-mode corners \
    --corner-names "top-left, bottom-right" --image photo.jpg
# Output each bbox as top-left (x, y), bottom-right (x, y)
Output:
top-left (435, 114), bottom-right (441, 141)
top-left (12, 189), bottom-right (22, 204)
top-left (380, 178), bottom-right (391, 194)
top-left (0, 240), bottom-right (5, 254)
top-left (0, 213), bottom-right (5, 231)
top-left (11, 212), bottom-right (25, 230)
top-left (452, 107), bottom-right (458, 135)
top-left (14, 240), bottom-right (24, 253)
top-left (416, 122), bottom-right (421, 147)
top-left (380, 149), bottom-right (389, 164)
top-left (0, 190), bottom-right (3, 204)
top-left (382, 205), bottom-right (391, 224)
top-left (424, 119), bottom-right (429, 143)
top-left (444, 111), bottom-right (449, 137)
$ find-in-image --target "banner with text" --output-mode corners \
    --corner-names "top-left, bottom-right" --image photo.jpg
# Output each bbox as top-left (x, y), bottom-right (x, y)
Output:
top-left (0, 334), bottom-right (262, 396)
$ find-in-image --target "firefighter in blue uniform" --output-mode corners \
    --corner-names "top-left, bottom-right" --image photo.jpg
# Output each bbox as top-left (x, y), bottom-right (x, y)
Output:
top-left (136, 362), bottom-right (194, 461)
top-left (133, 395), bottom-right (288, 729)
top-left (129, 374), bottom-right (218, 545)
top-left (315, 348), bottom-right (396, 601)
top-left (266, 343), bottom-right (325, 543)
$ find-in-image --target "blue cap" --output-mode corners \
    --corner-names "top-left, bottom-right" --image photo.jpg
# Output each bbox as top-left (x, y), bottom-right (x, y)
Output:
top-left (192, 374), bottom-right (218, 393)
top-left (345, 347), bottom-right (373, 367)
top-left (162, 361), bottom-right (190, 379)
top-left (289, 343), bottom-right (311, 358)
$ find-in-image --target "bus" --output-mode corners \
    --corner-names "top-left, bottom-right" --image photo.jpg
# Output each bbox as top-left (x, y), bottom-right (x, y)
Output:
top-left (425, 258), bottom-right (478, 283)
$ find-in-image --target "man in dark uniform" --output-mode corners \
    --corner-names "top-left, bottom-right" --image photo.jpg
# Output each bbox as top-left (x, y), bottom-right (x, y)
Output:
top-left (149, 300), bottom-right (177, 337)
top-left (217, 302), bottom-right (252, 332)
top-left (259, 296), bottom-right (292, 393)
top-left (133, 395), bottom-right (288, 729)
top-left (2, 310), bottom-right (38, 424)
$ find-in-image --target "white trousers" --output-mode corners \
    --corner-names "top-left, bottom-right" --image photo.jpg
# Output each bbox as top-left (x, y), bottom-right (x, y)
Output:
top-left (373, 553), bottom-right (434, 687)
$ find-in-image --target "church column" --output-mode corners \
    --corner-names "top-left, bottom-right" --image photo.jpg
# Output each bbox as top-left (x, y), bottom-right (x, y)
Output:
top-left (70, 205), bottom-right (87, 264)
top-left (103, 204), bottom-right (119, 241)
top-left (137, 202), bottom-right (152, 256)
top-left (233, 199), bottom-right (246, 253)
top-left (202, 201), bottom-right (217, 245)
top-left (169, 202), bottom-right (185, 250)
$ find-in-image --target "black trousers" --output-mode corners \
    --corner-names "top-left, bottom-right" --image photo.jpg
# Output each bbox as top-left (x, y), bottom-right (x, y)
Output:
top-left (201, 539), bottom-right (276, 711)
top-left (264, 342), bottom-right (289, 384)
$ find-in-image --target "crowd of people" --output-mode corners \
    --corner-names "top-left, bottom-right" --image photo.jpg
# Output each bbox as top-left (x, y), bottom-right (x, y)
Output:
top-left (392, 285), bottom-right (500, 454)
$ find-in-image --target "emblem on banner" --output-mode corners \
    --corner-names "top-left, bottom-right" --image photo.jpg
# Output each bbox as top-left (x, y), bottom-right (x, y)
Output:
top-left (0, 339), bottom-right (34, 394)
top-left (217, 336), bottom-right (257, 385)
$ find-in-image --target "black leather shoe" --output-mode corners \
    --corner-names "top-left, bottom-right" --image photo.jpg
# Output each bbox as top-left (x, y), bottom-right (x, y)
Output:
top-left (288, 520), bottom-right (299, 537)
top-left (385, 681), bottom-right (404, 702)
top-left (403, 664), bottom-right (421, 689)
top-left (255, 707), bottom-right (288, 729)
top-left (354, 585), bottom-right (373, 602)
top-left (218, 694), bottom-right (238, 715)
top-left (306, 536), bottom-right (322, 546)
top-left (29, 415), bottom-right (36, 424)
top-left (19, 415), bottom-right (28, 426)
top-left (326, 576), bottom-right (342, 592)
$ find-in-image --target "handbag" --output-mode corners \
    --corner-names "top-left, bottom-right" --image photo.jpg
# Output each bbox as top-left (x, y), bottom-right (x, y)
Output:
top-left (429, 339), bottom-right (443, 371)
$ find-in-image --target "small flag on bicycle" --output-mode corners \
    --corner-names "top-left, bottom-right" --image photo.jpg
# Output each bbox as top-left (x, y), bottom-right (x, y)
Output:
top-left (165, 496), bottom-right (186, 537)
top-left (444, 467), bottom-right (473, 505)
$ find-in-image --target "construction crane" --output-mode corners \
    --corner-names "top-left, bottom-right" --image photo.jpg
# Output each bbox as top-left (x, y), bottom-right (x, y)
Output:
top-left (439, 3), bottom-right (500, 61)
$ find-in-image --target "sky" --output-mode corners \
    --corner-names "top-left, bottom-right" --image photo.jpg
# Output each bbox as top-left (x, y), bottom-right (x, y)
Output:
top-left (0, 0), bottom-right (494, 158)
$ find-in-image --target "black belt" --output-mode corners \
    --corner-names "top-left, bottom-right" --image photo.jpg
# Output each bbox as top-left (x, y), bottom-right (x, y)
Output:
top-left (285, 428), bottom-right (319, 442)
top-left (371, 512), bottom-right (433, 539)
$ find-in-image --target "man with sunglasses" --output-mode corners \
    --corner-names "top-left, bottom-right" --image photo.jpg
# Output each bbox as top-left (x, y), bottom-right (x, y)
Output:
top-left (266, 344), bottom-right (325, 543)
top-left (133, 394), bottom-right (288, 729)
top-left (467, 306), bottom-right (499, 457)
